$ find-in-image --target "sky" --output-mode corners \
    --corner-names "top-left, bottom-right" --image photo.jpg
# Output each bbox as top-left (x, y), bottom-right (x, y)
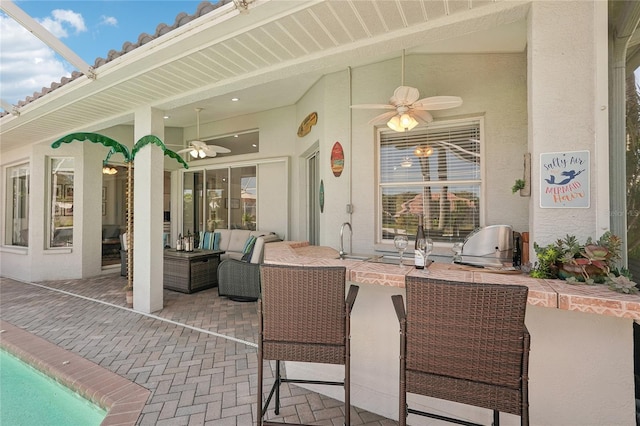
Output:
top-left (0, 0), bottom-right (205, 107)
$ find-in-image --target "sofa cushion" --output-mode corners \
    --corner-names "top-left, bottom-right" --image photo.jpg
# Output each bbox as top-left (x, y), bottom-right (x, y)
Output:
top-left (200, 229), bottom-right (279, 262)
top-left (227, 230), bottom-right (252, 253)
top-left (250, 233), bottom-right (280, 263)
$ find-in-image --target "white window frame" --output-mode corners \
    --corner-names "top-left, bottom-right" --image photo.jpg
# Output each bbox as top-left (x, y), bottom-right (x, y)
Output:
top-left (376, 116), bottom-right (485, 246)
top-left (4, 162), bottom-right (30, 248)
top-left (47, 157), bottom-right (75, 249)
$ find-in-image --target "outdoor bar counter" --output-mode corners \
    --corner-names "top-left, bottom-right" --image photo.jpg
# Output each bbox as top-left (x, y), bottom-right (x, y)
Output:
top-left (264, 241), bottom-right (640, 426)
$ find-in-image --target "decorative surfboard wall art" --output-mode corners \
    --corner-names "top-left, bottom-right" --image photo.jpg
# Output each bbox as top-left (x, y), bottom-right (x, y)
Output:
top-left (297, 112), bottom-right (318, 137)
top-left (331, 142), bottom-right (344, 177)
top-left (319, 179), bottom-right (325, 213)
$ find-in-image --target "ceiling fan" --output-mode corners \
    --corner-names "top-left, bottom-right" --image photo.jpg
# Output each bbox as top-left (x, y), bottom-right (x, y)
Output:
top-left (178, 108), bottom-right (231, 158)
top-left (351, 50), bottom-right (463, 132)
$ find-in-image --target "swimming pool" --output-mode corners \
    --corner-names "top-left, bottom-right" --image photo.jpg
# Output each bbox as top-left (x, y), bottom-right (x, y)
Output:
top-left (0, 349), bottom-right (106, 426)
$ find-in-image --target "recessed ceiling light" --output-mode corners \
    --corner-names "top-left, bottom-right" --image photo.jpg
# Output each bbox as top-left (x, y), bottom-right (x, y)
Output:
top-left (234, 134), bottom-right (239, 138)
top-left (252, 144), bottom-right (257, 147)
top-left (163, 115), bottom-right (170, 119)
top-left (231, 97), bottom-right (239, 102)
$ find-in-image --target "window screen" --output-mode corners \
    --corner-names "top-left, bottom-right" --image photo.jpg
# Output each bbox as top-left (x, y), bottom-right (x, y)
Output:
top-left (379, 119), bottom-right (482, 244)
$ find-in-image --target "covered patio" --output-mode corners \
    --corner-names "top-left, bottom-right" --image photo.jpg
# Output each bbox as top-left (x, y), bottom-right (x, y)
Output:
top-left (0, 275), bottom-right (395, 425)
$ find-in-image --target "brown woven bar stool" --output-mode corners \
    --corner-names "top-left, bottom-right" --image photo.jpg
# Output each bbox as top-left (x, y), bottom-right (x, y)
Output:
top-left (392, 277), bottom-right (530, 426)
top-left (257, 264), bottom-right (359, 426)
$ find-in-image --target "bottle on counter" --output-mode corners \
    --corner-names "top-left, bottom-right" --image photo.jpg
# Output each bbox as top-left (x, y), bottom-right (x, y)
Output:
top-left (414, 215), bottom-right (426, 269)
top-left (176, 234), bottom-right (183, 251)
top-left (415, 215), bottom-right (425, 250)
top-left (185, 230), bottom-right (192, 252)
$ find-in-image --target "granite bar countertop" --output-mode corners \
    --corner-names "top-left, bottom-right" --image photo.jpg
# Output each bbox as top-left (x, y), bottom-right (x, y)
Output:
top-left (264, 241), bottom-right (640, 320)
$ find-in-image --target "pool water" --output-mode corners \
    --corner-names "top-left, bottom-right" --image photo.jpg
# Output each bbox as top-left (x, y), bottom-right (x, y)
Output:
top-left (0, 350), bottom-right (106, 426)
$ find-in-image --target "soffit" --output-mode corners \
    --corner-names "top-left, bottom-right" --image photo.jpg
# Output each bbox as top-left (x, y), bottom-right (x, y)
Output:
top-left (0, 0), bottom-right (530, 152)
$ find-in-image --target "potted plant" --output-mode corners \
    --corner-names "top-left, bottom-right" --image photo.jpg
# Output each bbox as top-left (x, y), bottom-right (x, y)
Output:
top-left (530, 231), bottom-right (638, 294)
top-left (511, 179), bottom-right (526, 194)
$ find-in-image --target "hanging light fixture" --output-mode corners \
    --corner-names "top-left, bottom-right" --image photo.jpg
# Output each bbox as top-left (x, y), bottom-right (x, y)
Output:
top-left (414, 145), bottom-right (433, 157)
top-left (387, 111), bottom-right (419, 132)
top-left (102, 164), bottom-right (118, 175)
top-left (189, 148), bottom-right (208, 158)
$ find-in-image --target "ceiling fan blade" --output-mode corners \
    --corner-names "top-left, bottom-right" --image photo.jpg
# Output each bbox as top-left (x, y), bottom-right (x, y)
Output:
top-left (390, 86), bottom-right (420, 106)
top-left (176, 148), bottom-right (192, 154)
top-left (412, 109), bottom-right (433, 124)
top-left (367, 110), bottom-right (398, 125)
top-left (350, 103), bottom-right (395, 110)
top-left (413, 96), bottom-right (463, 111)
top-left (207, 145), bottom-right (231, 154)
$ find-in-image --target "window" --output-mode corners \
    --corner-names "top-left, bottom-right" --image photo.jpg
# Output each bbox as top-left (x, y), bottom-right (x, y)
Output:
top-left (230, 166), bottom-right (256, 230)
top-left (183, 165), bottom-right (257, 235)
top-left (5, 163), bottom-right (29, 247)
top-left (379, 118), bottom-right (482, 244)
top-left (49, 158), bottom-right (74, 248)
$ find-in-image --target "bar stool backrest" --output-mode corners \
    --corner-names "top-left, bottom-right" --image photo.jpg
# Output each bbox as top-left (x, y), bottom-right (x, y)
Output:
top-left (260, 264), bottom-right (348, 364)
top-left (406, 277), bottom-right (528, 388)
top-left (395, 276), bottom-right (530, 425)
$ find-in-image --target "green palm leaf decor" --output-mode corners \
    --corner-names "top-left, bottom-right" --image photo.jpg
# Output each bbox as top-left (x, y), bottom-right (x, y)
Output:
top-left (132, 135), bottom-right (189, 169)
top-left (52, 132), bottom-right (132, 161)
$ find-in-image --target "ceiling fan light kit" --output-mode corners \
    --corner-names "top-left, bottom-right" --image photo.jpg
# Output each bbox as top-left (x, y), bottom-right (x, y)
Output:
top-left (351, 50), bottom-right (463, 132)
top-left (388, 113), bottom-right (418, 132)
top-left (177, 108), bottom-right (231, 159)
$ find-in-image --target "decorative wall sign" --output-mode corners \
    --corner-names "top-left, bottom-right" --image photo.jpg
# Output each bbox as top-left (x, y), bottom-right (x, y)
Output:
top-left (330, 142), bottom-right (344, 177)
top-left (319, 179), bottom-right (325, 213)
top-left (540, 150), bottom-right (589, 208)
top-left (297, 112), bottom-right (318, 137)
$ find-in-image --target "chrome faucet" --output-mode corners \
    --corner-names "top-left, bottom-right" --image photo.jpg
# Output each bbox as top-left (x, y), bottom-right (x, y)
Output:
top-left (339, 222), bottom-right (352, 258)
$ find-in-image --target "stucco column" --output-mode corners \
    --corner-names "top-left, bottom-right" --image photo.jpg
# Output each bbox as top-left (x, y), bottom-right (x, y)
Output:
top-left (527, 1), bottom-right (609, 246)
top-left (526, 3), bottom-right (633, 425)
top-left (133, 107), bottom-right (165, 313)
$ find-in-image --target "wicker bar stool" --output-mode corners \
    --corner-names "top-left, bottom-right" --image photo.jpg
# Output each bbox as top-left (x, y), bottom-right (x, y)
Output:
top-left (257, 264), bottom-right (359, 426)
top-left (392, 277), bottom-right (530, 426)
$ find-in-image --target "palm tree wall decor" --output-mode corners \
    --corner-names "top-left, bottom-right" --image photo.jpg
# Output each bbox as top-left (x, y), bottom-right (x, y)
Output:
top-left (52, 132), bottom-right (189, 295)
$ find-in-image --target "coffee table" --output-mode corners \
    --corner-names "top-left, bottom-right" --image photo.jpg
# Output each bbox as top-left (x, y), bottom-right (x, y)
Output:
top-left (163, 249), bottom-right (225, 293)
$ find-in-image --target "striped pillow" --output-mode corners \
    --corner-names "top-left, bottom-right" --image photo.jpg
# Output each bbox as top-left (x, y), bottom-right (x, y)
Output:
top-left (199, 232), bottom-right (218, 250)
top-left (241, 235), bottom-right (257, 262)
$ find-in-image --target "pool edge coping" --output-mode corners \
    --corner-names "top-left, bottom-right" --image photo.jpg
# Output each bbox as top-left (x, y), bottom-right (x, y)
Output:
top-left (0, 320), bottom-right (150, 426)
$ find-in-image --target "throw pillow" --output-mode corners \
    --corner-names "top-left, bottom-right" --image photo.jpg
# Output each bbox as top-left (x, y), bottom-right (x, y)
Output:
top-left (242, 235), bottom-right (257, 254)
top-left (213, 232), bottom-right (221, 251)
top-left (241, 235), bottom-right (257, 262)
top-left (200, 232), bottom-right (213, 250)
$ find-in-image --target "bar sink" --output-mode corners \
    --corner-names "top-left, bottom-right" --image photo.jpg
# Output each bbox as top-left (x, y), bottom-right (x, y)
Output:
top-left (337, 254), bottom-right (375, 261)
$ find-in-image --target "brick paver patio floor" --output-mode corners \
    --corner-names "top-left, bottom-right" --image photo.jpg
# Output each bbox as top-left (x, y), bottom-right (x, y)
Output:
top-left (0, 274), bottom-right (397, 425)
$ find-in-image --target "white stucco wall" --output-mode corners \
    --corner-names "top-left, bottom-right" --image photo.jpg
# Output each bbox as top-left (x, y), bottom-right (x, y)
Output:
top-left (0, 140), bottom-right (106, 282)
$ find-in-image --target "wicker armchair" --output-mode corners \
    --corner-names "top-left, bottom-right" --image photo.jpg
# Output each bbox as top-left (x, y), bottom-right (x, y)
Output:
top-left (257, 264), bottom-right (359, 426)
top-left (217, 259), bottom-right (261, 301)
top-left (392, 277), bottom-right (530, 426)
